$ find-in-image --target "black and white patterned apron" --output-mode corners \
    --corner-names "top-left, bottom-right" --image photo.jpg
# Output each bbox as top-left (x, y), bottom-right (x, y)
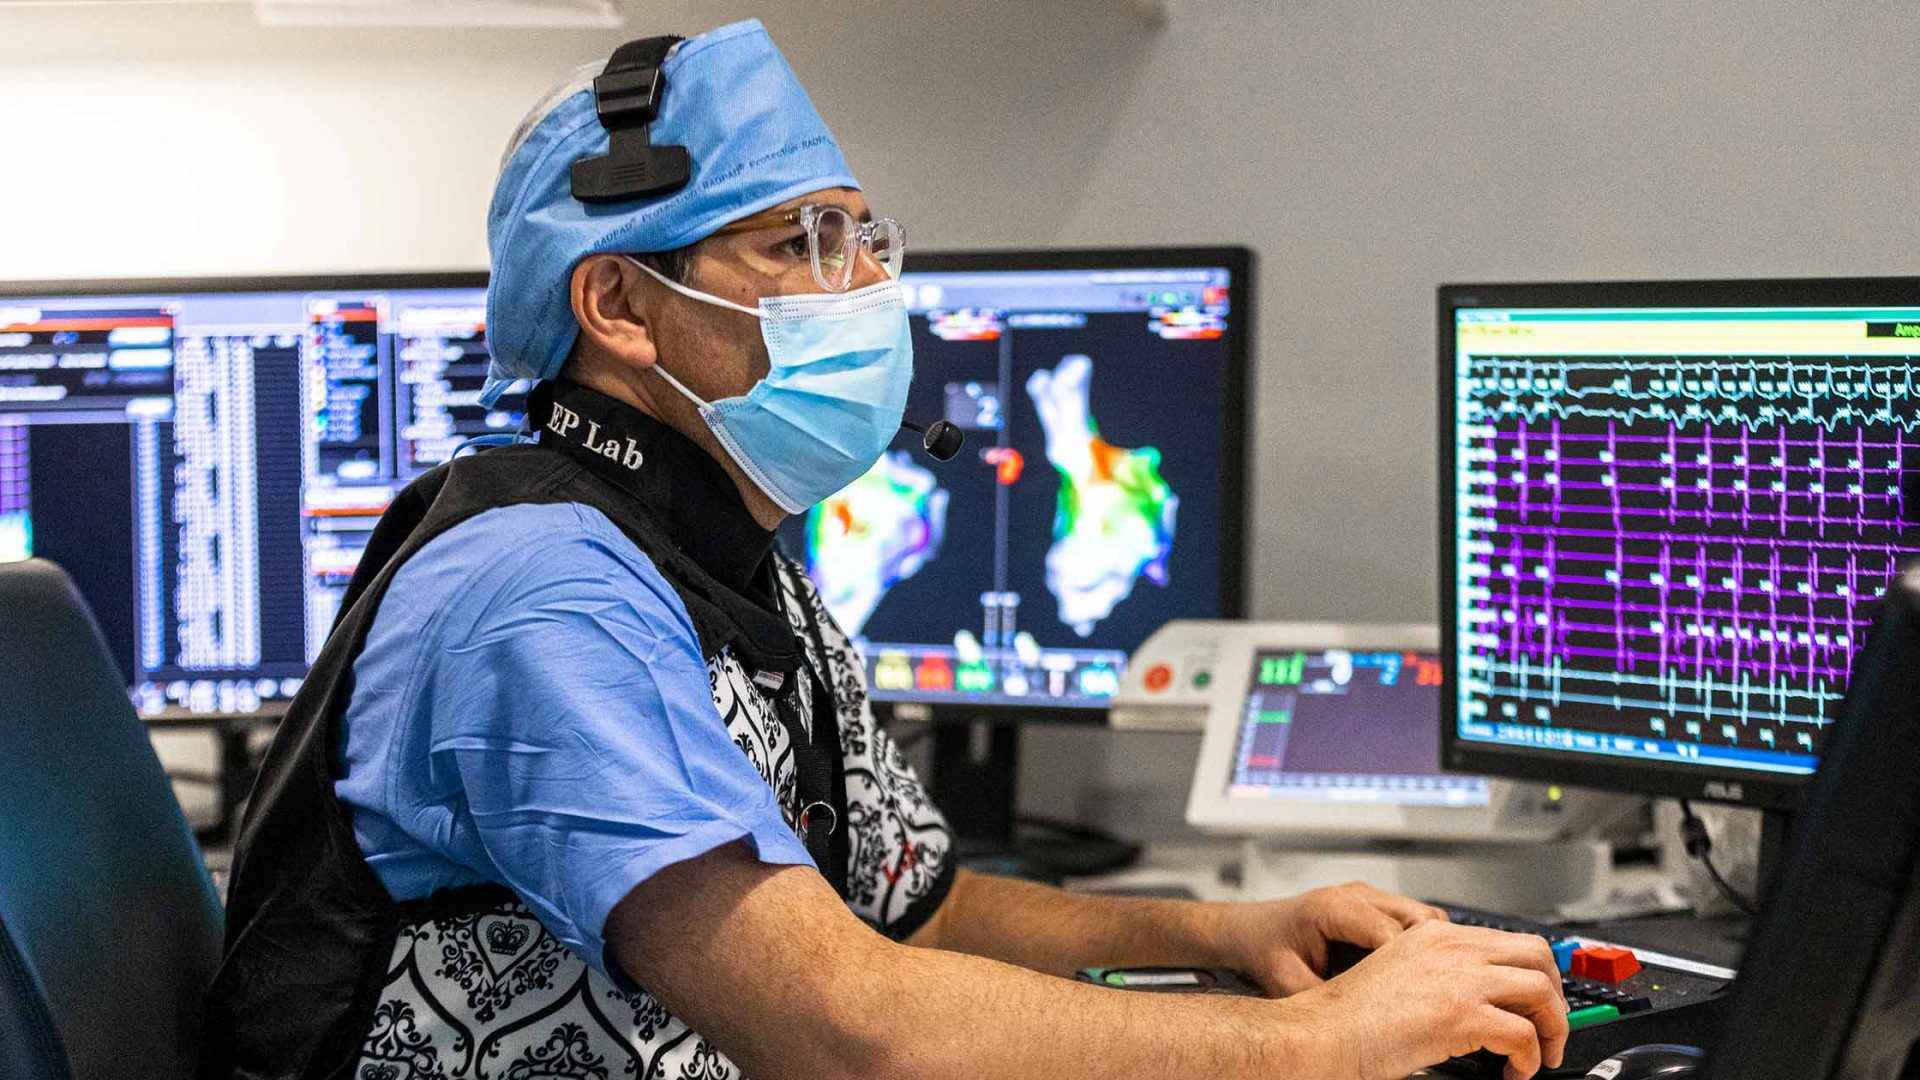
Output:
top-left (351, 559), bottom-right (953, 1080)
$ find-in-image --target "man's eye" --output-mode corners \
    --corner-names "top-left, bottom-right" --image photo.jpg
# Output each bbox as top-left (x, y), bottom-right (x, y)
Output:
top-left (782, 235), bottom-right (809, 258)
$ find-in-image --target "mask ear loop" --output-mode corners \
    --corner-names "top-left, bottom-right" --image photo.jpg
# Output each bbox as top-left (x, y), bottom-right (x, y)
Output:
top-left (624, 255), bottom-right (765, 318)
top-left (648, 357), bottom-right (711, 410)
top-left (619, 254), bottom-right (761, 410)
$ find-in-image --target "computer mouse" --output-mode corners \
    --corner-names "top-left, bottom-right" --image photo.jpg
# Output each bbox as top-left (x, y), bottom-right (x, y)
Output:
top-left (1585, 1043), bottom-right (1704, 1080)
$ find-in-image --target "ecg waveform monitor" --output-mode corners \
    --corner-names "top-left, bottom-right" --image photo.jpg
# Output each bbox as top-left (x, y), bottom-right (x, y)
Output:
top-left (1442, 283), bottom-right (1920, 804)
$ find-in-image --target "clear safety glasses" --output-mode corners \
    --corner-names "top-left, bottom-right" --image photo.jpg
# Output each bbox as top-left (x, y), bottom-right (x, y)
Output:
top-left (710, 203), bottom-right (905, 292)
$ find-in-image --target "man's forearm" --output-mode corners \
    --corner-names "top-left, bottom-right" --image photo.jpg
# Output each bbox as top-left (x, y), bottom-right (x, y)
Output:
top-left (618, 847), bottom-right (1559, 1080)
top-left (616, 850), bottom-right (1338, 1080)
top-left (818, 932), bottom-right (1334, 1080)
top-left (912, 868), bottom-right (1236, 976)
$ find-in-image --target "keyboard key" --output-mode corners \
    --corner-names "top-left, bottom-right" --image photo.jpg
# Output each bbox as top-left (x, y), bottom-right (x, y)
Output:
top-left (1571, 945), bottom-right (1642, 983)
top-left (1551, 939), bottom-right (1579, 973)
top-left (1567, 1004), bottom-right (1621, 1030)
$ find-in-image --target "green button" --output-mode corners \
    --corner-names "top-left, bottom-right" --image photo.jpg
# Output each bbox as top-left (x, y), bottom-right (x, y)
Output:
top-left (1104, 972), bottom-right (1129, 987)
top-left (1192, 670), bottom-right (1212, 689)
top-left (1567, 1004), bottom-right (1619, 1030)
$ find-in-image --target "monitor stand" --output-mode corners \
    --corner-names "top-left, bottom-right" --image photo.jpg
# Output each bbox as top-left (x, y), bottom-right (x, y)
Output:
top-left (1666, 804), bottom-right (1794, 955)
top-left (1754, 806), bottom-right (1794, 905)
top-left (1240, 836), bottom-right (1614, 914)
top-left (930, 720), bottom-right (1020, 852)
top-left (928, 718), bottom-right (1140, 883)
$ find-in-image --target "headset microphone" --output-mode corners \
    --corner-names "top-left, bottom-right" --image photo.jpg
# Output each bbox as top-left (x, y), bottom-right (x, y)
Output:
top-left (901, 419), bottom-right (964, 462)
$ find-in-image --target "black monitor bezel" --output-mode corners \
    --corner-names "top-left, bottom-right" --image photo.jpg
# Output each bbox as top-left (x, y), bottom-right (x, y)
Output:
top-left (1437, 276), bottom-right (1920, 811)
top-left (874, 245), bottom-right (1256, 725)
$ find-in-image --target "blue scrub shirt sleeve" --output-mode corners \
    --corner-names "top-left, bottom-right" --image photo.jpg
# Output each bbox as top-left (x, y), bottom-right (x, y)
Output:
top-left (419, 532), bottom-right (814, 982)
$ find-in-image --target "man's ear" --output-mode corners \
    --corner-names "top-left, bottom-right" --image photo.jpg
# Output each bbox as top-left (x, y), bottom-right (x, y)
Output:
top-left (570, 254), bottom-right (659, 371)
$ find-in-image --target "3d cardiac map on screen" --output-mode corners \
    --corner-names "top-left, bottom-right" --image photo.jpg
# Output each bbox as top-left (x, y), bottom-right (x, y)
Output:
top-left (1456, 340), bottom-right (1920, 768)
top-left (806, 450), bottom-right (950, 636)
top-left (782, 263), bottom-right (1230, 709)
top-left (1028, 354), bottom-right (1180, 636)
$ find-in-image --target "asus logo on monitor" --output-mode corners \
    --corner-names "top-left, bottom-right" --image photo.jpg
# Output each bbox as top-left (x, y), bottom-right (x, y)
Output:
top-left (1703, 781), bottom-right (1744, 801)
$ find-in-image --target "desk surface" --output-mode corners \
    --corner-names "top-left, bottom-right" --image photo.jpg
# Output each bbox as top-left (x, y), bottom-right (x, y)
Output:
top-left (1065, 842), bottom-right (1242, 902)
top-left (144, 710), bottom-right (282, 730)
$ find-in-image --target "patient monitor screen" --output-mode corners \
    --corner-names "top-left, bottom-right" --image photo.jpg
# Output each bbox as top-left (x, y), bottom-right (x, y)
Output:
top-left (1228, 649), bottom-right (1490, 805)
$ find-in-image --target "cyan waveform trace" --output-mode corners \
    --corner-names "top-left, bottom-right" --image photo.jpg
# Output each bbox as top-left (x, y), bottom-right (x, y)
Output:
top-left (1456, 351), bottom-right (1920, 759)
top-left (1466, 355), bottom-right (1920, 433)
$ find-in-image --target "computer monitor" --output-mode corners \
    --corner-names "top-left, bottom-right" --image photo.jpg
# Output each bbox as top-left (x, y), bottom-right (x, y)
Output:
top-left (1184, 623), bottom-right (1557, 835)
top-left (0, 274), bottom-right (515, 716)
top-left (777, 247), bottom-right (1253, 721)
top-left (1182, 621), bottom-right (1626, 906)
top-left (1227, 645), bottom-right (1473, 806)
top-left (1185, 624), bottom-right (1494, 820)
top-left (1183, 620), bottom-right (1635, 851)
top-left (1698, 561), bottom-right (1920, 1080)
top-left (1439, 279), bottom-right (1920, 810)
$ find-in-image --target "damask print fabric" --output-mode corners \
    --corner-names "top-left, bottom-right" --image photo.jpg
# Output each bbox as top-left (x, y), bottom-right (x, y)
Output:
top-left (354, 558), bottom-right (953, 1079)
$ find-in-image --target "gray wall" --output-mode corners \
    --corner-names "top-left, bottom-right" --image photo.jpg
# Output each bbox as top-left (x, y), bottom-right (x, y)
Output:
top-left (5, 0), bottom-right (1916, 836)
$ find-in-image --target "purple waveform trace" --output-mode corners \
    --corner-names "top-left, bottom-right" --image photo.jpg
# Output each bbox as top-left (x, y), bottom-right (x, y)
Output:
top-left (1457, 353), bottom-right (1920, 759)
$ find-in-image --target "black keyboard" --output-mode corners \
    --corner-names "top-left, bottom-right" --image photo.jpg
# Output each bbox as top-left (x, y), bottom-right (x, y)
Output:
top-left (1431, 905), bottom-right (1733, 1078)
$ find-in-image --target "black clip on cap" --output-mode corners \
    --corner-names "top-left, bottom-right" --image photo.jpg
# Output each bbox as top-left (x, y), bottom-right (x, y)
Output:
top-left (570, 35), bottom-right (692, 205)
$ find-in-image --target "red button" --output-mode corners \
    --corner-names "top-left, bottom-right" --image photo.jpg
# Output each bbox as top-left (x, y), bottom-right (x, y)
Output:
top-left (1143, 663), bottom-right (1173, 693)
top-left (1570, 945), bottom-right (1641, 983)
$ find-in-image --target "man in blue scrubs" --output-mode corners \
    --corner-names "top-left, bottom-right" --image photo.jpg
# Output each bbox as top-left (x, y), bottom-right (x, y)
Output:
top-left (207, 19), bottom-right (1570, 1080)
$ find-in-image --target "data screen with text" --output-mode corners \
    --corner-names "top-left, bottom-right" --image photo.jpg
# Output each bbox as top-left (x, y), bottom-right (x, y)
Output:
top-left (0, 281), bottom-right (517, 714)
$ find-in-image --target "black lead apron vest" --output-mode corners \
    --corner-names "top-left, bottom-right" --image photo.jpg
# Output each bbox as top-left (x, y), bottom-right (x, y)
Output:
top-left (203, 381), bottom-right (955, 1080)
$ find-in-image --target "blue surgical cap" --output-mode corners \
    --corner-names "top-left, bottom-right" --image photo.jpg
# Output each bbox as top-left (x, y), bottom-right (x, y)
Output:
top-left (482, 19), bottom-right (858, 405)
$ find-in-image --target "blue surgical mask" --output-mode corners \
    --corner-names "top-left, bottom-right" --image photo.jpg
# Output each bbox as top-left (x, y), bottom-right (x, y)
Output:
top-left (627, 257), bottom-right (914, 515)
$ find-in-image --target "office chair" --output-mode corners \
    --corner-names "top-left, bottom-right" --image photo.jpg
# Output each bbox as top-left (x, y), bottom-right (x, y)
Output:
top-left (0, 914), bottom-right (66, 1080)
top-left (0, 559), bottom-right (224, 1080)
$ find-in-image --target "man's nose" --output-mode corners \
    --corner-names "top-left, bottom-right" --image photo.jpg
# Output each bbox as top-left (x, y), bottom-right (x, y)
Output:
top-left (847, 246), bottom-right (890, 290)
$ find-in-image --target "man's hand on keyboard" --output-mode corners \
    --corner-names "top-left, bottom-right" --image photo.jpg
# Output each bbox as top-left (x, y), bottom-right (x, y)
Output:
top-left (1208, 881), bottom-right (1451, 996)
top-left (1287, 920), bottom-right (1571, 1080)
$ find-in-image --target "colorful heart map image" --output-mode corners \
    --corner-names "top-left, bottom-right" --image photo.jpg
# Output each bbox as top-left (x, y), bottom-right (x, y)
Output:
top-left (805, 450), bottom-right (950, 636)
top-left (1026, 354), bottom-right (1180, 636)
